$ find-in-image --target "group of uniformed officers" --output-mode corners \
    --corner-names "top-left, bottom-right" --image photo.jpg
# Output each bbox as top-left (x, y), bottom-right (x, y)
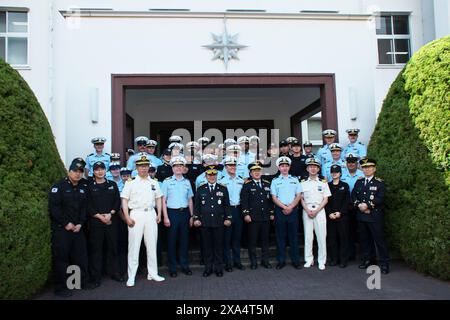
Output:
top-left (49, 129), bottom-right (389, 297)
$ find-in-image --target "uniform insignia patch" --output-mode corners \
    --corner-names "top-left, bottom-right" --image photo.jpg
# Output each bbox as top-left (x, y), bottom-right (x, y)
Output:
top-left (318, 186), bottom-right (322, 191)
top-left (51, 187), bottom-right (58, 193)
top-left (151, 185), bottom-right (156, 191)
top-left (80, 189), bottom-right (85, 193)
top-left (218, 199), bottom-right (222, 205)
top-left (370, 195), bottom-right (374, 200)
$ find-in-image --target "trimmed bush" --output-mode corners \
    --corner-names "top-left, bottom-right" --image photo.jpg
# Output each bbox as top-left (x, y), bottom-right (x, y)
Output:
top-left (404, 35), bottom-right (450, 188)
top-left (0, 59), bottom-right (66, 299)
top-left (368, 36), bottom-right (450, 280)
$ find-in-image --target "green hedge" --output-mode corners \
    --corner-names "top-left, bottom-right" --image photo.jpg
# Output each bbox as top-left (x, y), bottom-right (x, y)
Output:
top-left (0, 59), bottom-right (66, 299)
top-left (368, 36), bottom-right (450, 280)
top-left (404, 35), bottom-right (450, 188)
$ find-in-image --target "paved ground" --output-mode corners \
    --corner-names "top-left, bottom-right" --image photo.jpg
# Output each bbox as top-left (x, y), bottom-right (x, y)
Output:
top-left (36, 260), bottom-right (450, 300)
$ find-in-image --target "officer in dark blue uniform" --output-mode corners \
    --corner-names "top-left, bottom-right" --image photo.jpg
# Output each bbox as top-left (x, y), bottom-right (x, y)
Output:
top-left (241, 162), bottom-right (275, 269)
top-left (289, 139), bottom-right (307, 178)
top-left (156, 148), bottom-right (173, 182)
top-left (351, 158), bottom-right (390, 274)
top-left (193, 166), bottom-right (232, 277)
top-left (48, 159), bottom-right (90, 297)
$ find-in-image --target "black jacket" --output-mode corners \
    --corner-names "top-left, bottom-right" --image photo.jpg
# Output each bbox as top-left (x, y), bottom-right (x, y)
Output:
top-left (48, 177), bottom-right (88, 229)
top-left (194, 183), bottom-right (232, 227)
top-left (351, 177), bottom-right (386, 222)
top-left (87, 180), bottom-right (121, 225)
top-left (289, 155), bottom-right (308, 178)
top-left (156, 163), bottom-right (173, 182)
top-left (240, 179), bottom-right (274, 222)
top-left (326, 181), bottom-right (350, 221)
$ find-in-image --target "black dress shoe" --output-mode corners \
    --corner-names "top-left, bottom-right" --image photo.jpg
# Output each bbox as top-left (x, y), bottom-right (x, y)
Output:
top-left (170, 272), bottom-right (178, 278)
top-left (328, 261), bottom-right (338, 267)
top-left (339, 263), bottom-right (347, 268)
top-left (292, 262), bottom-right (302, 269)
top-left (216, 271), bottom-right (223, 277)
top-left (233, 263), bottom-right (245, 270)
top-left (225, 264), bottom-right (233, 272)
top-left (261, 262), bottom-right (272, 269)
top-left (54, 288), bottom-right (73, 298)
top-left (111, 275), bottom-right (126, 282)
top-left (203, 270), bottom-right (212, 277)
top-left (381, 265), bottom-right (390, 274)
top-left (250, 263), bottom-right (257, 270)
top-left (358, 260), bottom-right (372, 269)
top-left (182, 268), bottom-right (192, 276)
top-left (276, 262), bottom-right (286, 270)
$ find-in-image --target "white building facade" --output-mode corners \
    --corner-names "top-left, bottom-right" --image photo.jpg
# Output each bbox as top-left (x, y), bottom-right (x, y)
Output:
top-left (1, 0), bottom-right (449, 164)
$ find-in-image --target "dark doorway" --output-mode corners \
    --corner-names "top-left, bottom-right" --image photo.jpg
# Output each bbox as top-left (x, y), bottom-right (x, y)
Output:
top-left (112, 74), bottom-right (338, 154)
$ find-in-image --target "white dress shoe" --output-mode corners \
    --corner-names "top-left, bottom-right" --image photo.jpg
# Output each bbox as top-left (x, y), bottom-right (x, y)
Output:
top-left (303, 261), bottom-right (314, 268)
top-left (148, 274), bottom-right (165, 282)
top-left (318, 264), bottom-right (326, 270)
top-left (126, 279), bottom-right (135, 287)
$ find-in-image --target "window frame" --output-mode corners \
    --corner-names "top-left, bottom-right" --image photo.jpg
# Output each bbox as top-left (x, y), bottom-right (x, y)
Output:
top-left (375, 13), bottom-right (411, 66)
top-left (0, 9), bottom-right (29, 67)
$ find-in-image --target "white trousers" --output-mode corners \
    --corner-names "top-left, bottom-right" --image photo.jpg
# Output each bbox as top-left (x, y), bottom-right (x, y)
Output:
top-left (127, 209), bottom-right (159, 281)
top-left (303, 209), bottom-right (327, 265)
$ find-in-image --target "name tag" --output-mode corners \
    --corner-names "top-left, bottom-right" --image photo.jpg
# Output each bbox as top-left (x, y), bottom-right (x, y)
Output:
top-left (370, 186), bottom-right (377, 191)
top-left (216, 191), bottom-right (223, 197)
top-left (264, 187), bottom-right (270, 191)
top-left (317, 186), bottom-right (322, 192)
top-left (108, 186), bottom-right (114, 190)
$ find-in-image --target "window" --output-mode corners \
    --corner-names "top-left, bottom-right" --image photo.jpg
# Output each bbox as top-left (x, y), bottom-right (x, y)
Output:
top-left (0, 11), bottom-right (28, 65)
top-left (376, 14), bottom-right (410, 65)
top-left (301, 112), bottom-right (323, 153)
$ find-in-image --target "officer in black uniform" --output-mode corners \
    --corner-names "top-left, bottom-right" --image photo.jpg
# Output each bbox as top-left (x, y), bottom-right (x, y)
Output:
top-left (48, 159), bottom-right (90, 297)
top-left (351, 158), bottom-right (390, 274)
top-left (289, 139), bottom-right (307, 178)
top-left (156, 148), bottom-right (173, 182)
top-left (325, 164), bottom-right (350, 268)
top-left (241, 162), bottom-right (275, 269)
top-left (279, 139), bottom-right (290, 157)
top-left (86, 161), bottom-right (124, 288)
top-left (193, 166), bottom-right (232, 277)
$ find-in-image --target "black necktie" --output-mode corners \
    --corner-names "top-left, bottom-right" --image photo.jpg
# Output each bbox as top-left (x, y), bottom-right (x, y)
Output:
top-left (210, 184), bottom-right (214, 192)
top-left (257, 181), bottom-right (261, 188)
top-left (365, 179), bottom-right (369, 187)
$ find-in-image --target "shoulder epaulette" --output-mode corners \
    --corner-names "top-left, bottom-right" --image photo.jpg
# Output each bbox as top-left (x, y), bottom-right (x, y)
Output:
top-left (262, 179), bottom-right (270, 184)
top-left (321, 179), bottom-right (328, 183)
top-left (217, 182), bottom-right (226, 187)
top-left (88, 153), bottom-right (94, 156)
top-left (105, 152), bottom-right (110, 155)
top-left (165, 176), bottom-right (172, 180)
top-left (238, 175), bottom-right (244, 180)
top-left (358, 176), bottom-right (364, 180)
top-left (153, 177), bottom-right (158, 181)
top-left (375, 177), bottom-right (383, 182)
top-left (131, 177), bottom-right (135, 180)
top-left (300, 179), bottom-right (306, 182)
top-left (199, 181), bottom-right (207, 187)
top-left (244, 179), bottom-right (252, 184)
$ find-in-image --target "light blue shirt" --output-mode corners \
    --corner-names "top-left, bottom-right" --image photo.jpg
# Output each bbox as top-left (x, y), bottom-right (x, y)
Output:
top-left (161, 175), bottom-right (194, 209)
top-left (219, 173), bottom-right (245, 206)
top-left (126, 152), bottom-right (150, 171)
top-left (85, 152), bottom-right (110, 177)
top-left (195, 170), bottom-right (224, 190)
top-left (108, 178), bottom-right (124, 193)
top-left (322, 159), bottom-right (348, 182)
top-left (344, 141), bottom-right (367, 159)
top-left (317, 144), bottom-right (332, 165)
top-left (270, 174), bottom-right (302, 205)
top-left (236, 161), bottom-right (250, 179)
top-left (148, 154), bottom-right (163, 168)
top-left (341, 169), bottom-right (364, 193)
top-left (238, 151), bottom-right (256, 166)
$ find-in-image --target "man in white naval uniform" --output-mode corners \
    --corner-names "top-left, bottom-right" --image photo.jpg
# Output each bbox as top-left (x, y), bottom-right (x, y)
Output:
top-left (121, 154), bottom-right (165, 286)
top-left (300, 157), bottom-right (331, 270)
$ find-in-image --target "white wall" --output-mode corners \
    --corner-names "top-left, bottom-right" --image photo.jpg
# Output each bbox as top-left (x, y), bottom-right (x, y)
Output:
top-left (2, 0), bottom-right (438, 165)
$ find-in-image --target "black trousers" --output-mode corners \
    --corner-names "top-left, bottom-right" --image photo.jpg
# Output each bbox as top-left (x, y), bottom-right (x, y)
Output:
top-left (117, 218), bottom-right (128, 276)
top-left (359, 221), bottom-right (390, 266)
top-left (88, 220), bottom-right (119, 282)
top-left (201, 226), bottom-right (224, 273)
top-left (51, 227), bottom-right (88, 292)
top-left (248, 220), bottom-right (270, 264)
top-left (327, 218), bottom-right (349, 264)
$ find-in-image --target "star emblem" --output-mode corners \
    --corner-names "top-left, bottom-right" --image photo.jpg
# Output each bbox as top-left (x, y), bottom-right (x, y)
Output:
top-left (203, 19), bottom-right (247, 69)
